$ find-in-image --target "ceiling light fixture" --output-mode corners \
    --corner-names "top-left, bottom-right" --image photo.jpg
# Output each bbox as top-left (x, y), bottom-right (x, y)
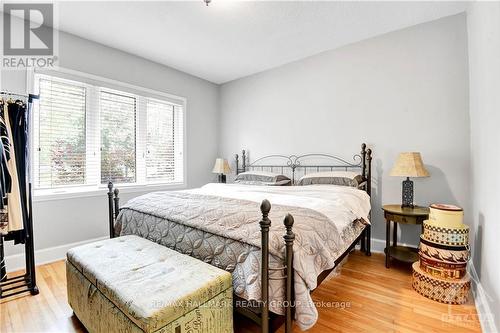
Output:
top-left (204, 0), bottom-right (211, 6)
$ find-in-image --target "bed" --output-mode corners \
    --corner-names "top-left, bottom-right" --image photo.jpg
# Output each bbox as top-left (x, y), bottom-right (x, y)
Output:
top-left (106, 143), bottom-right (372, 332)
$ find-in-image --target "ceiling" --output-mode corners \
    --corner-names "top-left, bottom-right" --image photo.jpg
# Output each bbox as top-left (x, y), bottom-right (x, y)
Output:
top-left (51, 1), bottom-right (467, 84)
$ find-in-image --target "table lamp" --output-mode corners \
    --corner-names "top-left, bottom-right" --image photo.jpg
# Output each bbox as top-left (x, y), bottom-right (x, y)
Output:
top-left (390, 152), bottom-right (429, 208)
top-left (212, 158), bottom-right (231, 183)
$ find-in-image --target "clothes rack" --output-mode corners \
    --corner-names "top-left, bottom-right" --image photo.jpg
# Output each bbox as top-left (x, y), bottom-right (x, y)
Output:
top-left (0, 91), bottom-right (40, 298)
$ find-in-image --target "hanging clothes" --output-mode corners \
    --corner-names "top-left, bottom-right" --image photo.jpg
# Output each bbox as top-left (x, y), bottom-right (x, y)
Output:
top-left (9, 100), bottom-right (30, 239)
top-left (0, 100), bottom-right (10, 231)
top-left (0, 93), bottom-right (38, 298)
top-left (0, 99), bottom-right (26, 237)
top-left (0, 99), bottom-right (13, 233)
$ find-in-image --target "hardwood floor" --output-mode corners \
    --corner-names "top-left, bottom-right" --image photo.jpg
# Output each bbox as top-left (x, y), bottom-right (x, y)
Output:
top-left (1, 251), bottom-right (481, 333)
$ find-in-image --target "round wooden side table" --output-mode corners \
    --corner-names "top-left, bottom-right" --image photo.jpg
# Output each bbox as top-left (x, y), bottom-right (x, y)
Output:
top-left (382, 204), bottom-right (429, 268)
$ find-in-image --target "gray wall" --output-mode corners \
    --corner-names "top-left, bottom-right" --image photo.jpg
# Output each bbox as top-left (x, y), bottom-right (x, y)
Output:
top-left (467, 2), bottom-right (500, 331)
top-left (1, 28), bottom-right (219, 257)
top-left (219, 14), bottom-right (470, 245)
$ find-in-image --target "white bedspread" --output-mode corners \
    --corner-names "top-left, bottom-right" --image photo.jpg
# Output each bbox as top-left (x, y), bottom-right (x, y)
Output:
top-left (189, 183), bottom-right (371, 229)
top-left (119, 183), bottom-right (371, 330)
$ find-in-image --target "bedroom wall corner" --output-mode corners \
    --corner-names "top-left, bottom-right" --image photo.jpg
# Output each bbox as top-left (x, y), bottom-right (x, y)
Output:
top-left (467, 2), bottom-right (500, 332)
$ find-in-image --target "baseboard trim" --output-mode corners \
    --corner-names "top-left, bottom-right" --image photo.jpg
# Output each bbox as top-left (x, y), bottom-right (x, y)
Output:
top-left (4, 236), bottom-right (108, 272)
top-left (468, 262), bottom-right (498, 333)
top-left (5, 236), bottom-right (393, 273)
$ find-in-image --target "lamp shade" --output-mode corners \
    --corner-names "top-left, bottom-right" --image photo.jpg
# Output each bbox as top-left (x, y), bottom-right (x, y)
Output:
top-left (212, 158), bottom-right (231, 174)
top-left (389, 152), bottom-right (430, 177)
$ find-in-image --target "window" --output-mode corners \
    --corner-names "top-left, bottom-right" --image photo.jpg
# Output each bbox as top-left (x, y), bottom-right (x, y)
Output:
top-left (100, 90), bottom-right (136, 184)
top-left (33, 73), bottom-right (185, 192)
top-left (146, 99), bottom-right (183, 183)
top-left (36, 78), bottom-right (87, 188)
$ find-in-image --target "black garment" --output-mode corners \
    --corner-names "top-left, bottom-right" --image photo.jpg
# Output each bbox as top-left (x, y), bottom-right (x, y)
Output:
top-left (7, 101), bottom-right (29, 243)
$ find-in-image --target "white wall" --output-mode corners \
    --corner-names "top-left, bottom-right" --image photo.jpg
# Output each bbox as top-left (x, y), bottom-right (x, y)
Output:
top-left (467, 2), bottom-right (500, 331)
top-left (1, 28), bottom-right (219, 259)
top-left (219, 14), bottom-right (470, 245)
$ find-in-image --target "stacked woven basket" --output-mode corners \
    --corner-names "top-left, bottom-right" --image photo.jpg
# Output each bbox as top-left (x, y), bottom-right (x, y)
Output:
top-left (412, 204), bottom-right (471, 304)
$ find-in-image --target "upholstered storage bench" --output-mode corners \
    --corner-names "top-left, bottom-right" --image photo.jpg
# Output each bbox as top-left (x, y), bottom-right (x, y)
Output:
top-left (66, 235), bottom-right (233, 333)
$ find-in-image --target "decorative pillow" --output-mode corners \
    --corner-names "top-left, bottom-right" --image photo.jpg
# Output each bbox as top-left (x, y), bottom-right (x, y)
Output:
top-left (297, 171), bottom-right (363, 187)
top-left (235, 171), bottom-right (291, 186)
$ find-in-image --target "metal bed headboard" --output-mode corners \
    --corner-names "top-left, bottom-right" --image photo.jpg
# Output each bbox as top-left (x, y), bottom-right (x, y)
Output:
top-left (235, 143), bottom-right (372, 195)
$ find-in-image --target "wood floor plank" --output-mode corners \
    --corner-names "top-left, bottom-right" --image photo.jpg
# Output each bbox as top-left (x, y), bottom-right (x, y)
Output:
top-left (0, 252), bottom-right (482, 333)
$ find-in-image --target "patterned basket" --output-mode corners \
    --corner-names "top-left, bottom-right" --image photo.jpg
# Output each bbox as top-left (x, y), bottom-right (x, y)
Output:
top-left (419, 253), bottom-right (467, 279)
top-left (422, 220), bottom-right (469, 247)
top-left (412, 262), bottom-right (470, 304)
top-left (419, 236), bottom-right (469, 264)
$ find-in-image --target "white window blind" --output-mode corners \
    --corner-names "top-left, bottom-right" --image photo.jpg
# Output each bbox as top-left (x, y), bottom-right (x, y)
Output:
top-left (35, 78), bottom-right (87, 189)
top-left (146, 99), bottom-right (183, 183)
top-left (100, 90), bottom-right (136, 184)
top-left (33, 72), bottom-right (185, 193)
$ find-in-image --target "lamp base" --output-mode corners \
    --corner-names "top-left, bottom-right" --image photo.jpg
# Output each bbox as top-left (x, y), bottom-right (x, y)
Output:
top-left (217, 174), bottom-right (227, 183)
top-left (401, 177), bottom-right (414, 208)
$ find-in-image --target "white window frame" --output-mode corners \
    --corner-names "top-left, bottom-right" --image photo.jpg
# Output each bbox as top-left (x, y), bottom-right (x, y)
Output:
top-left (27, 68), bottom-right (187, 201)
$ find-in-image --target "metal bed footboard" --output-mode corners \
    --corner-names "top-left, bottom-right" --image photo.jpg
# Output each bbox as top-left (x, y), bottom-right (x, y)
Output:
top-left (106, 184), bottom-right (296, 333)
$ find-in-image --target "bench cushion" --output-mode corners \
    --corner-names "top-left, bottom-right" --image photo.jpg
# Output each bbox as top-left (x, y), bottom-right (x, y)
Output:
top-left (67, 235), bottom-right (232, 332)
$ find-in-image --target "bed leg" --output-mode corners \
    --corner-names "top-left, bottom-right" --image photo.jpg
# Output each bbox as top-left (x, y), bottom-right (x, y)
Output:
top-left (365, 225), bottom-right (371, 256)
top-left (283, 214), bottom-right (295, 333)
top-left (365, 147), bottom-right (372, 256)
top-left (107, 182), bottom-right (115, 238)
top-left (366, 148), bottom-right (372, 196)
top-left (259, 199), bottom-right (271, 333)
top-left (360, 229), bottom-right (366, 253)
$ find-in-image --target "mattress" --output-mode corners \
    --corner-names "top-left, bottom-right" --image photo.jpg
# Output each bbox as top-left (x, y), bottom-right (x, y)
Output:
top-left (116, 183), bottom-right (371, 330)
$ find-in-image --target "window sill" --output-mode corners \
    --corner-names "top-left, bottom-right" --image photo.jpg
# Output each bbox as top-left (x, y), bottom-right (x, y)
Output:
top-left (33, 182), bottom-right (186, 202)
